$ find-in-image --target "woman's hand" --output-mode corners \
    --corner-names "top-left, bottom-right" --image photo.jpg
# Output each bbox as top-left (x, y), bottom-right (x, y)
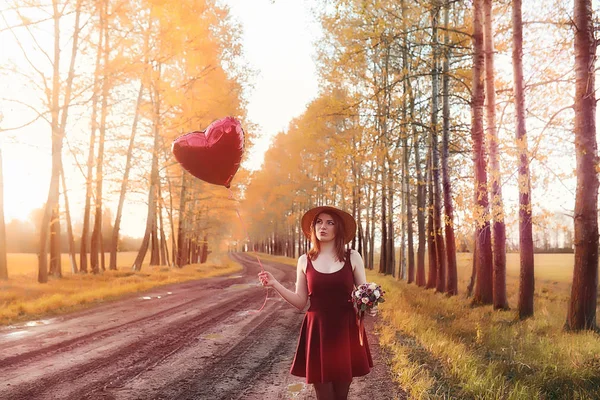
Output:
top-left (258, 271), bottom-right (277, 287)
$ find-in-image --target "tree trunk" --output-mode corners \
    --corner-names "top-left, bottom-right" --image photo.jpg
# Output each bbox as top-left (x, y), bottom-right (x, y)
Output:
top-left (150, 203), bottom-right (160, 265)
top-left (200, 234), bottom-right (209, 264)
top-left (467, 230), bottom-right (478, 297)
top-left (165, 170), bottom-right (177, 266)
top-left (512, 0), bottom-right (534, 319)
top-left (110, 82), bottom-right (144, 270)
top-left (425, 156), bottom-right (437, 289)
top-left (566, 0), bottom-right (599, 331)
top-left (483, 0), bottom-right (508, 310)
top-left (176, 172), bottom-right (187, 267)
top-left (49, 205), bottom-right (61, 277)
top-left (90, 0), bottom-right (109, 274)
top-left (412, 99), bottom-right (426, 287)
top-left (431, 4), bottom-right (446, 293)
top-left (369, 179), bottom-right (376, 270)
top-left (132, 67), bottom-right (161, 272)
top-left (158, 182), bottom-right (168, 266)
top-left (379, 167), bottom-right (388, 274)
top-left (400, 146), bottom-right (406, 280)
top-left (39, 0), bottom-right (64, 284)
top-left (60, 164), bottom-right (78, 273)
top-left (472, 0), bottom-right (494, 305)
top-left (80, 16), bottom-right (102, 274)
top-left (0, 149), bottom-right (7, 280)
top-left (442, 0), bottom-right (458, 296)
top-left (387, 155), bottom-right (395, 276)
top-left (405, 138), bottom-right (414, 283)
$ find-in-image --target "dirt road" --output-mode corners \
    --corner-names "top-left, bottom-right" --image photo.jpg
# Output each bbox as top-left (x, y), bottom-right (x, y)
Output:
top-left (0, 253), bottom-right (404, 400)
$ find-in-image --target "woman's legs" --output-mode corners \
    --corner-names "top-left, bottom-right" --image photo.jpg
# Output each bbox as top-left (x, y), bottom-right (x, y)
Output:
top-left (313, 382), bottom-right (335, 400)
top-left (332, 381), bottom-right (351, 400)
top-left (314, 381), bottom-right (352, 400)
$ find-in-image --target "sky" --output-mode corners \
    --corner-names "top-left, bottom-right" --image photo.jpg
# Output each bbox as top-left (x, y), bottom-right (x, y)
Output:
top-left (225, 0), bottom-right (322, 171)
top-left (0, 0), bottom-right (322, 237)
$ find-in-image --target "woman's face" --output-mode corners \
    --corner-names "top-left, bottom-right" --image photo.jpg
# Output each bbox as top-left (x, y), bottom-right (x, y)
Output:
top-left (314, 212), bottom-right (336, 242)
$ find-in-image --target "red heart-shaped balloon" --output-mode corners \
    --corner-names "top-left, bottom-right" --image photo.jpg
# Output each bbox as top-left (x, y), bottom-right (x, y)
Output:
top-left (172, 117), bottom-right (245, 188)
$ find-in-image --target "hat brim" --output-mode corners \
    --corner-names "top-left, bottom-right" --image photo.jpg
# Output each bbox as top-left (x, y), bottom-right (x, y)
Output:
top-left (301, 206), bottom-right (357, 244)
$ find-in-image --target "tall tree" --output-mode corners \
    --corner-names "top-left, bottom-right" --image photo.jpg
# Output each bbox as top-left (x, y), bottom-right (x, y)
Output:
top-left (431, 3), bottom-right (446, 293)
top-left (0, 149), bottom-right (7, 280)
top-left (132, 64), bottom-right (162, 271)
top-left (471, 0), bottom-right (494, 304)
top-left (483, 0), bottom-right (508, 310)
top-left (512, 0), bottom-right (534, 319)
top-left (442, 0), bottom-right (458, 296)
top-left (38, 0), bottom-right (83, 283)
top-left (90, 0), bottom-right (110, 274)
top-left (566, 0), bottom-right (598, 331)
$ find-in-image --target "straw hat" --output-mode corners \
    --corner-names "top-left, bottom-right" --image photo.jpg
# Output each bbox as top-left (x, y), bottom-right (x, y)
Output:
top-left (301, 206), bottom-right (357, 244)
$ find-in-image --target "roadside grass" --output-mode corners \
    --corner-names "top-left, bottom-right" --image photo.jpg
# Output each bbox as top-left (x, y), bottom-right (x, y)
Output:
top-left (372, 253), bottom-right (600, 400)
top-left (0, 252), bottom-right (241, 326)
top-left (251, 251), bottom-right (600, 399)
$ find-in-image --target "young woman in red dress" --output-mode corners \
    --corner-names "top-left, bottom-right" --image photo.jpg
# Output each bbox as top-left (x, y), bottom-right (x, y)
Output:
top-left (258, 206), bottom-right (375, 400)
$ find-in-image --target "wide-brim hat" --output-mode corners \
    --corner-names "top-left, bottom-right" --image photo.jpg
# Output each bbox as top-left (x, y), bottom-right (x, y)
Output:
top-left (301, 206), bottom-right (357, 244)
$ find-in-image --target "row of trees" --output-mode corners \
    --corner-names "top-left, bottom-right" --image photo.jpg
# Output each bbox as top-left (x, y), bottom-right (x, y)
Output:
top-left (0, 0), bottom-right (248, 278)
top-left (242, 0), bottom-right (598, 331)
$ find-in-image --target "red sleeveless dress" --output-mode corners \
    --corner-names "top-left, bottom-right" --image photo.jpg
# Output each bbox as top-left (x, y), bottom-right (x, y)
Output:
top-left (290, 251), bottom-right (373, 383)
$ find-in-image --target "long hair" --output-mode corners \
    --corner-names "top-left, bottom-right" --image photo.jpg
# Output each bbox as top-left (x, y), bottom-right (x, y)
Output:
top-left (307, 211), bottom-right (347, 262)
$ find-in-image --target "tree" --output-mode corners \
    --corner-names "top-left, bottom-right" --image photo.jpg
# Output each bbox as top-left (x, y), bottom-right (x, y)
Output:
top-left (565, 0), bottom-right (598, 331)
top-left (471, 0), bottom-right (494, 305)
top-left (90, 0), bottom-right (110, 274)
top-left (132, 63), bottom-right (162, 272)
top-left (483, 0), bottom-right (508, 310)
top-left (431, 2), bottom-right (446, 293)
top-left (441, 0), bottom-right (458, 296)
top-left (0, 149), bottom-right (7, 280)
top-left (37, 0), bottom-right (83, 283)
top-left (512, 0), bottom-right (534, 319)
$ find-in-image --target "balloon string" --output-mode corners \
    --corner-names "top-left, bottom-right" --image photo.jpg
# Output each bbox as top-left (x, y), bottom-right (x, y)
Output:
top-left (227, 187), bottom-right (268, 313)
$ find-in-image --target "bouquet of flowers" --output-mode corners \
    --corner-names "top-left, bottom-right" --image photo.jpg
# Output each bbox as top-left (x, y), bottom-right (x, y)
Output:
top-left (352, 282), bottom-right (385, 345)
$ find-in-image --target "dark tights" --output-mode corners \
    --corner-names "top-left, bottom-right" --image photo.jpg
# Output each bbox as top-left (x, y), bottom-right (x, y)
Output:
top-left (314, 381), bottom-right (351, 400)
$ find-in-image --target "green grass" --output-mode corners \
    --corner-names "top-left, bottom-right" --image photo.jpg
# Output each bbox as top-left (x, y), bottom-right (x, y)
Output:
top-left (0, 252), bottom-right (241, 326)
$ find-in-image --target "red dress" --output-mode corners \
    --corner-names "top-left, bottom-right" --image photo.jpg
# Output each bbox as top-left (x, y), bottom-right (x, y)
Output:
top-left (290, 251), bottom-right (373, 383)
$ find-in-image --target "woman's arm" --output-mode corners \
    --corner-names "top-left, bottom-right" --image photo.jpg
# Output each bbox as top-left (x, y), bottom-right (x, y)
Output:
top-left (258, 255), bottom-right (309, 310)
top-left (350, 249), bottom-right (368, 286)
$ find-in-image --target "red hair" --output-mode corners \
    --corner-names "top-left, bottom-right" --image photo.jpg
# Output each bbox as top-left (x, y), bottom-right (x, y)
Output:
top-left (307, 211), bottom-right (347, 262)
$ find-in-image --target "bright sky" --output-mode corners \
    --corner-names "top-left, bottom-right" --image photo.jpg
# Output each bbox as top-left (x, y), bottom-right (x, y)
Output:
top-left (226, 0), bottom-right (321, 171)
top-left (0, 0), bottom-right (321, 237)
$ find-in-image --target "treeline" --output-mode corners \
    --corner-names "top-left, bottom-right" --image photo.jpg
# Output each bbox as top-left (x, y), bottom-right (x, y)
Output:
top-left (5, 218), bottom-right (142, 254)
top-left (243, 0), bottom-right (597, 331)
top-left (0, 0), bottom-right (249, 279)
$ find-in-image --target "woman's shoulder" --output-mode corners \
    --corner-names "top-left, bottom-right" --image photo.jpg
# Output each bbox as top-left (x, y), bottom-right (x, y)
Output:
top-left (348, 249), bottom-right (364, 270)
top-left (297, 254), bottom-right (308, 273)
top-left (348, 249), bottom-right (362, 259)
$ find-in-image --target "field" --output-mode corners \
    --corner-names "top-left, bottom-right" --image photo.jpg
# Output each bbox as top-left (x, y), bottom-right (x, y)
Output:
top-left (0, 252), bottom-right (241, 326)
top-left (256, 252), bottom-right (600, 400)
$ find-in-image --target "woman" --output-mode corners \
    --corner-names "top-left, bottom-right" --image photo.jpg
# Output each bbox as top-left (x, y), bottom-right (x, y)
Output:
top-left (258, 205), bottom-right (375, 400)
